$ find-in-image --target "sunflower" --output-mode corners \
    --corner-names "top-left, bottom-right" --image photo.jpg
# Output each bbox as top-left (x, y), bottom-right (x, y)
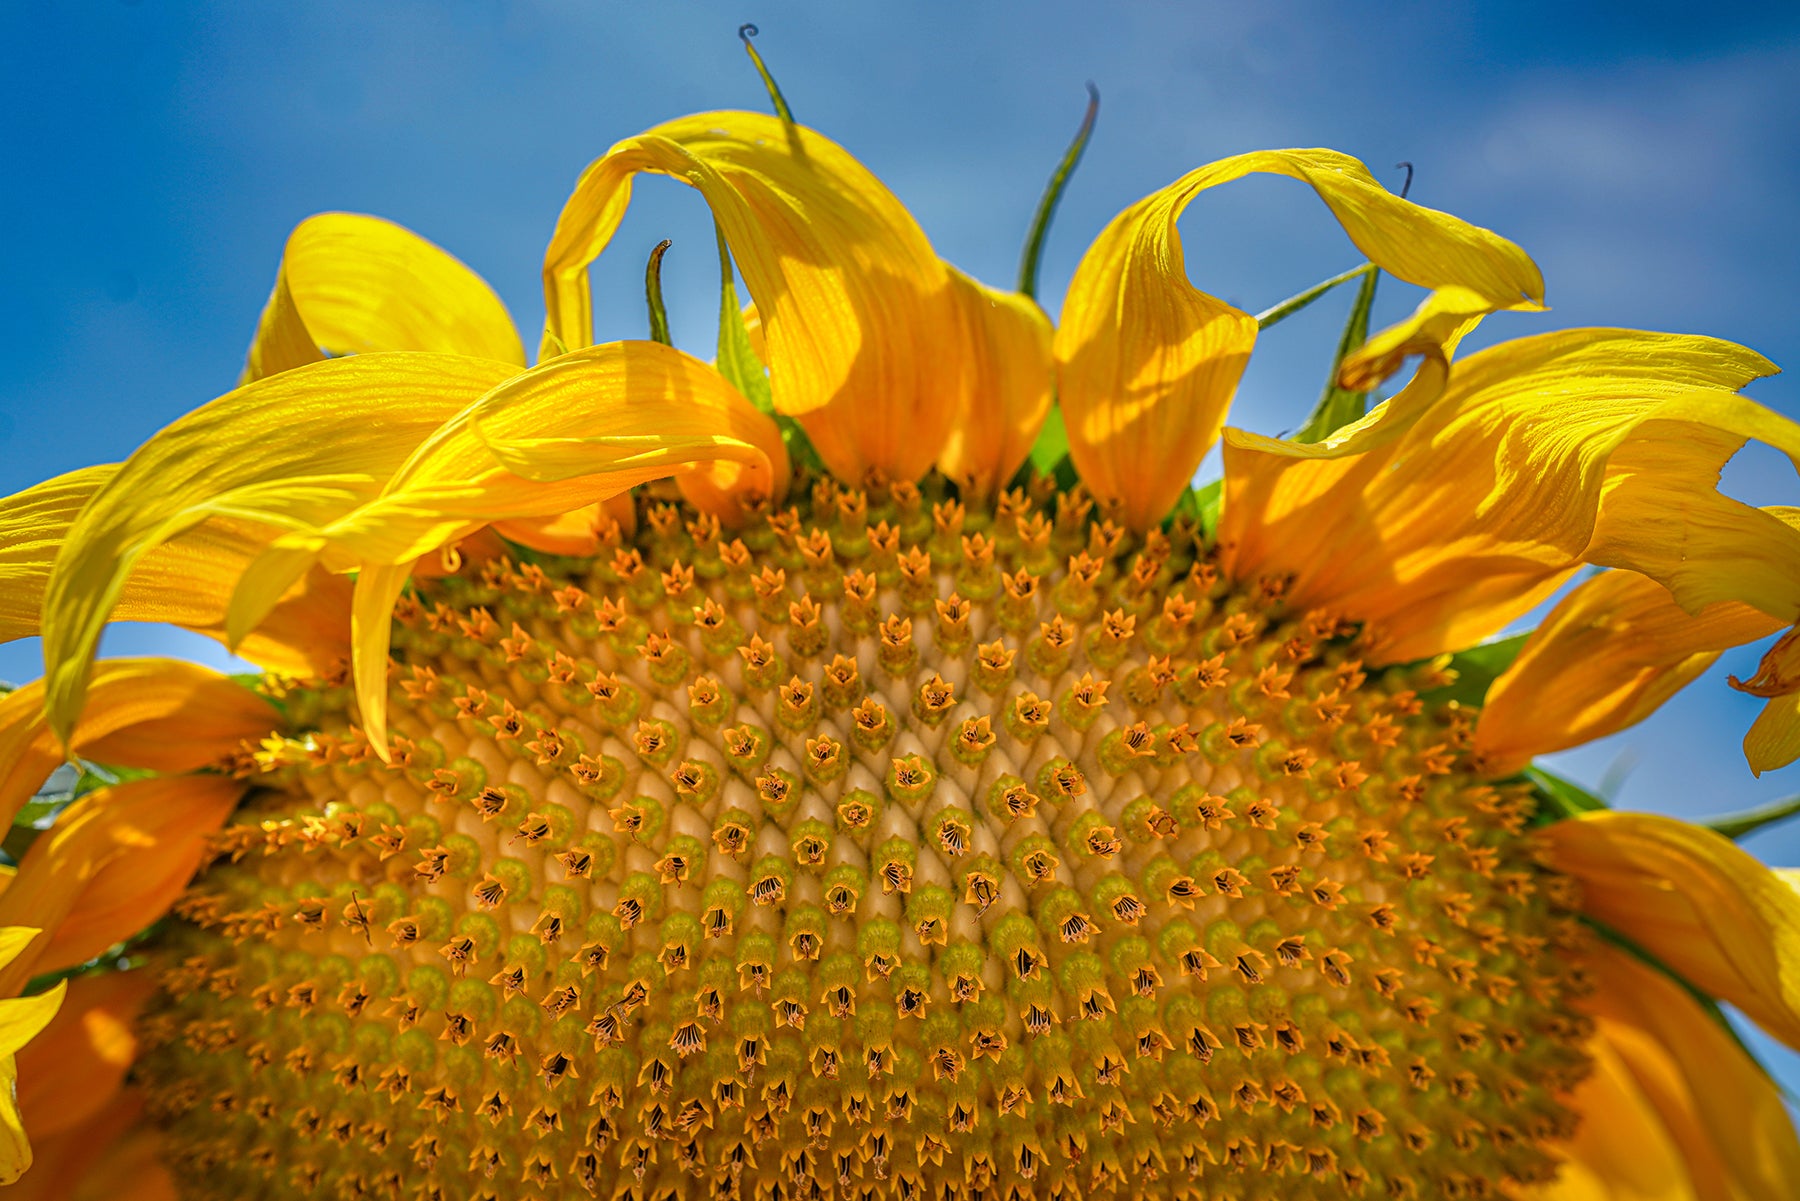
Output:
top-left (4, 37), bottom-right (1800, 1201)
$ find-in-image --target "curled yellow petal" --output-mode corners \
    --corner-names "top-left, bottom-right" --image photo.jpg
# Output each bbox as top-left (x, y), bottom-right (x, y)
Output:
top-left (1543, 809), bottom-right (1800, 1049)
top-left (1055, 147), bottom-right (1544, 530)
top-left (292, 341), bottom-right (782, 568)
top-left (0, 659), bottom-right (277, 829)
top-left (1221, 329), bottom-right (1777, 661)
top-left (236, 341), bottom-right (782, 753)
top-left (0, 465), bottom-right (349, 676)
top-left (0, 776), bottom-right (245, 994)
top-left (935, 268), bottom-right (1055, 502)
top-left (1579, 941), bottom-right (1800, 1201)
top-left (1223, 284), bottom-right (1505, 461)
top-left (14, 969), bottom-right (152, 1141)
top-left (542, 112), bottom-right (960, 482)
top-left (1474, 570), bottom-right (1781, 775)
top-left (40, 352), bottom-right (517, 741)
top-left (242, 212), bottom-right (524, 382)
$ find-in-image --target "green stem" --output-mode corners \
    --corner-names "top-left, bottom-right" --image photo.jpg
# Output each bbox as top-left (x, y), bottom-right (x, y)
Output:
top-left (1017, 83), bottom-right (1099, 301)
top-left (645, 239), bottom-right (673, 346)
top-left (1254, 262), bottom-right (1375, 330)
top-left (1703, 793), bottom-right (1800, 841)
top-left (738, 24), bottom-right (795, 123)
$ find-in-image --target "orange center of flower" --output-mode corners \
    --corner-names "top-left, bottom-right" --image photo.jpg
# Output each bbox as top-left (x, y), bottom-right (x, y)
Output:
top-left (137, 480), bottom-right (1593, 1200)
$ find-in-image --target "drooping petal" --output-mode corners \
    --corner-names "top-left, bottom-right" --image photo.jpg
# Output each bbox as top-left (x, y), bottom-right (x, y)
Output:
top-left (0, 465), bottom-right (350, 676)
top-left (542, 112), bottom-right (961, 482)
top-left (1223, 285), bottom-right (1499, 460)
top-left (1055, 148), bottom-right (1544, 530)
top-left (1474, 570), bottom-right (1781, 774)
top-left (1221, 329), bottom-right (1778, 661)
top-left (934, 268), bottom-right (1055, 502)
top-left (1580, 941), bottom-right (1800, 1201)
top-left (0, 659), bottom-right (278, 828)
top-left (242, 212), bottom-right (524, 382)
top-left (14, 969), bottom-right (153, 1140)
top-left (40, 353), bottom-right (519, 741)
top-left (1531, 1035), bottom-right (1700, 1201)
top-left (0, 969), bottom-right (65, 1187)
top-left (236, 341), bottom-right (782, 753)
top-left (276, 341), bottom-right (783, 569)
top-left (1543, 810), bottom-right (1800, 1049)
top-left (0, 776), bottom-right (245, 993)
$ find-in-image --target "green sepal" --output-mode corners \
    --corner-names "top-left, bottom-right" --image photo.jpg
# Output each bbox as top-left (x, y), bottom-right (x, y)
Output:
top-left (713, 222), bottom-right (822, 472)
top-left (1424, 632), bottom-right (1531, 709)
top-left (1702, 793), bottom-right (1800, 841)
top-left (1292, 264), bottom-right (1380, 443)
top-left (1523, 766), bottom-right (1609, 826)
top-left (1025, 406), bottom-right (1078, 490)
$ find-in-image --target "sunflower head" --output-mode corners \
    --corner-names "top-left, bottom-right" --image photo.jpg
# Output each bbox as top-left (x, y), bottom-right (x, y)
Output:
top-left (4, 48), bottom-right (1800, 1201)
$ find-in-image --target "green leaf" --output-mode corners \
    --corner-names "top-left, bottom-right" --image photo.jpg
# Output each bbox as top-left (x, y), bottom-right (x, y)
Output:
top-left (1293, 264), bottom-right (1380, 444)
top-left (1524, 765), bottom-right (1609, 825)
top-left (1423, 632), bottom-right (1530, 708)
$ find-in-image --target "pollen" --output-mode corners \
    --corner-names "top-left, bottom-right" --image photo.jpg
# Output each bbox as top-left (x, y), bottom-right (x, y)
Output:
top-left (137, 483), bottom-right (1591, 1200)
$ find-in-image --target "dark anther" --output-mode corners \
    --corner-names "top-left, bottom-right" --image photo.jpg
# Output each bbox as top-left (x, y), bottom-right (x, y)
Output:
top-left (739, 22), bottom-right (758, 40)
top-left (1395, 161), bottom-right (1415, 200)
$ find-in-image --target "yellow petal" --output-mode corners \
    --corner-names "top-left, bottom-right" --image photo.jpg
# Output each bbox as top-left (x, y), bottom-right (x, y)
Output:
top-left (1221, 329), bottom-right (1777, 661)
top-left (242, 212), bottom-right (524, 382)
top-left (0, 466), bottom-right (114, 643)
top-left (0, 776), bottom-right (244, 994)
top-left (933, 268), bottom-right (1055, 501)
top-left (288, 341), bottom-right (782, 752)
top-left (1532, 1034), bottom-right (1699, 1201)
top-left (1581, 941), bottom-right (1800, 1201)
top-left (350, 562), bottom-right (414, 759)
top-left (1544, 809), bottom-right (1800, 1049)
top-left (1589, 415), bottom-right (1800, 622)
top-left (1055, 148), bottom-right (1543, 530)
top-left (491, 505), bottom-right (620, 557)
top-left (1745, 689), bottom-right (1800, 776)
top-left (293, 341), bottom-right (783, 568)
top-left (0, 658), bottom-right (277, 829)
top-left (0, 979), bottom-right (65, 1186)
top-left (542, 112), bottom-right (961, 482)
top-left (14, 970), bottom-right (152, 1141)
top-left (4, 1089), bottom-right (164, 1201)
top-left (1223, 284), bottom-right (1503, 460)
top-left (40, 352), bottom-right (518, 741)
top-left (0, 983), bottom-right (63, 1060)
top-left (1474, 570), bottom-right (1782, 774)
top-left (0, 465), bottom-right (350, 677)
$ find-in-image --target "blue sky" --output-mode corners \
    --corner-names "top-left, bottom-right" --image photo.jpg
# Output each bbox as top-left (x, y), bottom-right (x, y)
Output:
top-left (4, 0), bottom-right (1800, 1083)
